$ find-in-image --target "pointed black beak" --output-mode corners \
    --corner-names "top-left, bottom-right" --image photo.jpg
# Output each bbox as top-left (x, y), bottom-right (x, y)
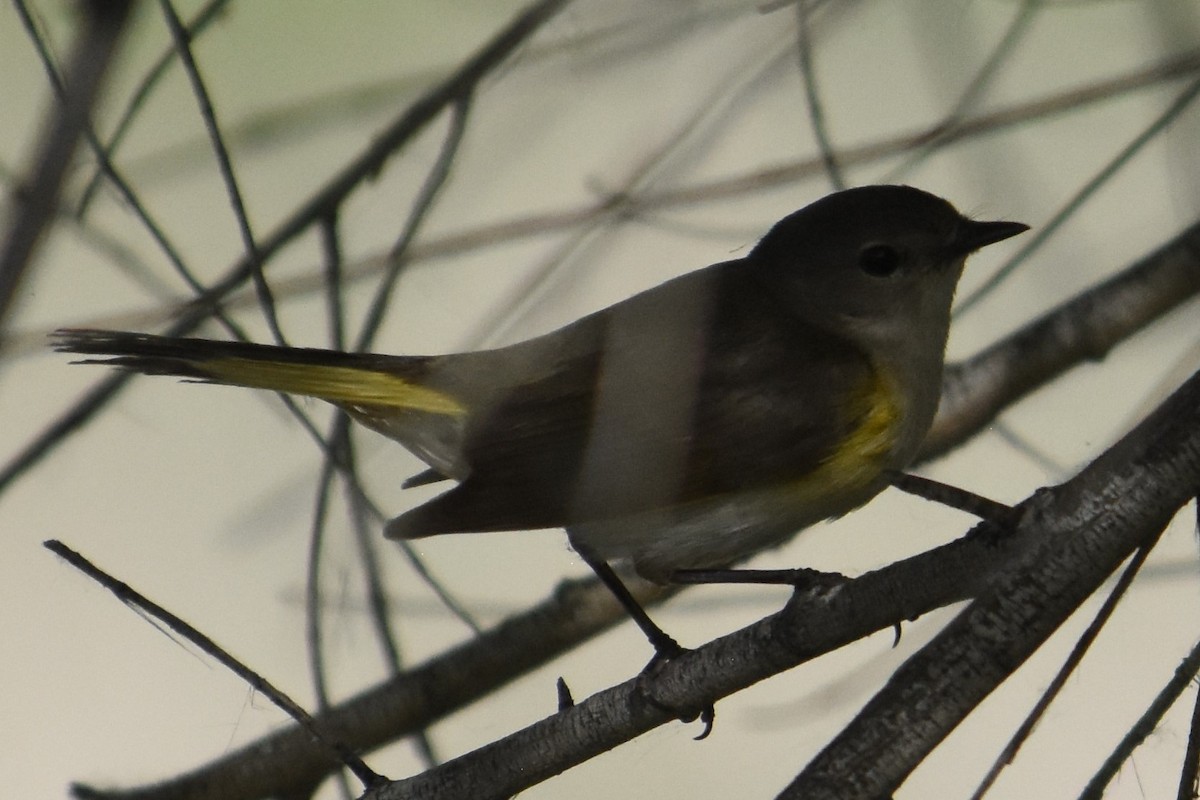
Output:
top-left (950, 219), bottom-right (1029, 256)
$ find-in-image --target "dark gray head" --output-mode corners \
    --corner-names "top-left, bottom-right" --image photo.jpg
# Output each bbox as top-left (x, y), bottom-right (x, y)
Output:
top-left (747, 185), bottom-right (1027, 334)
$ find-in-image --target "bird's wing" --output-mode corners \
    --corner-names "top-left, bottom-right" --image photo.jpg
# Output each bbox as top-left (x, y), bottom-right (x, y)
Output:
top-left (389, 268), bottom-right (887, 538)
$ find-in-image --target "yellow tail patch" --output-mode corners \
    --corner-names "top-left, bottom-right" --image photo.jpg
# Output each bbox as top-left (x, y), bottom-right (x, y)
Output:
top-left (202, 358), bottom-right (466, 416)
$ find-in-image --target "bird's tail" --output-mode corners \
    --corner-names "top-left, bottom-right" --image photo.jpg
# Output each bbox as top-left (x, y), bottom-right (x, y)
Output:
top-left (52, 329), bottom-right (464, 416)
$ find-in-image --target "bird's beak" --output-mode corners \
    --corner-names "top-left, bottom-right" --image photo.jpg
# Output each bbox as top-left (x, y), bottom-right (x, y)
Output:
top-left (950, 219), bottom-right (1029, 256)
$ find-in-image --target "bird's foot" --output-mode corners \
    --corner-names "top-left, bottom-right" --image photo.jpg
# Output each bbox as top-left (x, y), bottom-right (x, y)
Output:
top-left (636, 639), bottom-right (716, 741)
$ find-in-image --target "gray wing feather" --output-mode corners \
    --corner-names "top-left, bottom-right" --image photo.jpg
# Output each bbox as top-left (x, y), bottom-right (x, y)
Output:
top-left (389, 263), bottom-right (877, 538)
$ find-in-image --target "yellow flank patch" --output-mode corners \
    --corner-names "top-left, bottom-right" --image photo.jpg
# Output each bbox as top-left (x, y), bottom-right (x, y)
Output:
top-left (202, 358), bottom-right (466, 416)
top-left (825, 367), bottom-right (902, 482)
top-left (788, 366), bottom-right (902, 501)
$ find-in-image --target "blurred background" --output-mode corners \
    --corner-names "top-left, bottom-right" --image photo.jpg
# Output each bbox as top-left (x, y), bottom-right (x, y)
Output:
top-left (2, 1), bottom-right (1199, 798)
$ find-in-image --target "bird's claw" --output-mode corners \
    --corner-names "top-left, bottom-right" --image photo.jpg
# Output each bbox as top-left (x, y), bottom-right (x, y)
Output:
top-left (637, 644), bottom-right (716, 740)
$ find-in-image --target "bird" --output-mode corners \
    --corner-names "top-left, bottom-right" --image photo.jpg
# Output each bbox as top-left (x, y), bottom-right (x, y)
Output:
top-left (54, 184), bottom-right (1027, 660)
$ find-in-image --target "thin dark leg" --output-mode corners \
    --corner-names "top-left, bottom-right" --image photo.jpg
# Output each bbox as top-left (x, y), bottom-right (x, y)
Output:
top-left (574, 548), bottom-right (715, 738)
top-left (576, 548), bottom-right (682, 660)
top-left (671, 567), bottom-right (846, 587)
top-left (888, 471), bottom-right (1019, 527)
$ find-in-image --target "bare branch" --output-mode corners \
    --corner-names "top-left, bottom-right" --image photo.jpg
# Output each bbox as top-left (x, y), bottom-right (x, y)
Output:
top-left (1079, 638), bottom-right (1200, 799)
top-left (0, 0), bottom-right (133, 341)
top-left (969, 540), bottom-right (1158, 799)
top-left (157, 0), bottom-right (283, 343)
top-left (782, 371), bottom-right (1200, 799)
top-left (0, 0), bottom-right (571, 496)
top-left (367, 369), bottom-right (1200, 800)
top-left (72, 576), bottom-right (665, 800)
top-left (46, 540), bottom-right (384, 795)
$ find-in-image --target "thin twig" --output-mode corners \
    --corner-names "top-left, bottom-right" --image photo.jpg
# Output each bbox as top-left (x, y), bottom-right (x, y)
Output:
top-left (0, 0), bottom-right (134, 341)
top-left (955, 75), bottom-right (1200, 315)
top-left (305, 419), bottom-right (344, 717)
top-left (970, 540), bottom-right (1159, 799)
top-left (76, 0), bottom-right (233, 215)
top-left (1177, 673), bottom-right (1200, 800)
top-left (320, 213), bottom-right (345, 350)
top-left (158, 0), bottom-right (285, 344)
top-left (1079, 638), bottom-right (1200, 800)
top-left (303, 419), bottom-right (355, 800)
top-left (356, 93), bottom-right (473, 353)
top-left (44, 539), bottom-right (385, 793)
top-left (341, 432), bottom-right (442, 768)
top-left (795, 0), bottom-right (844, 190)
top-left (0, 0), bottom-right (572, 499)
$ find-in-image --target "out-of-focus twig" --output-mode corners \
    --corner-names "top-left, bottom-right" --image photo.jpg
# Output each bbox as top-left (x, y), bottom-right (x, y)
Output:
top-left (1079, 637), bottom-right (1200, 800)
top-left (0, 0), bottom-right (133, 346)
top-left (46, 539), bottom-right (385, 795)
top-left (0, 0), bottom-right (572, 496)
top-left (927, 216), bottom-right (1200, 460)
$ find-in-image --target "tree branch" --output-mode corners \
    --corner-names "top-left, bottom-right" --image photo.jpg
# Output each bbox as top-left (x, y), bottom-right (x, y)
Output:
top-left (374, 371), bottom-right (1200, 799)
top-left (72, 576), bottom-right (665, 800)
top-left (783, 372), bottom-right (1200, 798)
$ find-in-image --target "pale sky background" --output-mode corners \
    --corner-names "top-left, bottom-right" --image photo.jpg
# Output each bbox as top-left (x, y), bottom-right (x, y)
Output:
top-left (3, 2), bottom-right (1200, 798)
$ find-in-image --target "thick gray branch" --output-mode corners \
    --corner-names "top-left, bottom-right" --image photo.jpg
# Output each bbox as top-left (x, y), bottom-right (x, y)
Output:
top-left (376, 374), bottom-right (1200, 800)
top-left (784, 370), bottom-right (1200, 799)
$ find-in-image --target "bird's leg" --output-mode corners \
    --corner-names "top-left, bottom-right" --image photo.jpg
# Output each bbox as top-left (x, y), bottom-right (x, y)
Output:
top-left (575, 549), bottom-right (715, 739)
top-left (886, 471), bottom-right (1020, 529)
top-left (670, 567), bottom-right (846, 589)
top-left (576, 549), bottom-right (683, 661)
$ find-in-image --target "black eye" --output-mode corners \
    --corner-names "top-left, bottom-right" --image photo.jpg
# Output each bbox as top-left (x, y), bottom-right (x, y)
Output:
top-left (858, 243), bottom-right (902, 277)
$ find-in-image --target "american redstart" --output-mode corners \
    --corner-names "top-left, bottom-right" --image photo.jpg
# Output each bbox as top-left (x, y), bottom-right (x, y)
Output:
top-left (54, 185), bottom-right (1027, 659)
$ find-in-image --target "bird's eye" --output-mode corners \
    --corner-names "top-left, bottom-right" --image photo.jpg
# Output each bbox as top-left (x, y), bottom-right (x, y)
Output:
top-left (858, 243), bottom-right (903, 277)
